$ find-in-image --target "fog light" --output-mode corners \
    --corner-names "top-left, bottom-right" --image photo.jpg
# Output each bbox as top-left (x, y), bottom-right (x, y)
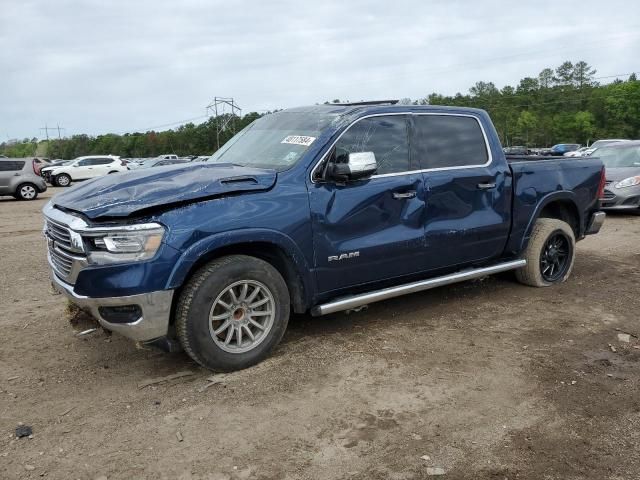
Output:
top-left (98, 305), bottom-right (142, 324)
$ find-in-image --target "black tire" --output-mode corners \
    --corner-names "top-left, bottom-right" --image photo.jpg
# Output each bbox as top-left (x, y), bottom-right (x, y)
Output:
top-left (54, 173), bottom-right (72, 187)
top-left (175, 255), bottom-right (290, 372)
top-left (15, 183), bottom-right (39, 200)
top-left (516, 218), bottom-right (576, 287)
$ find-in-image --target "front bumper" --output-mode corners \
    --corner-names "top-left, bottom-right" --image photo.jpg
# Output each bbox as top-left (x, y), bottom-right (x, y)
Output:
top-left (600, 187), bottom-right (640, 210)
top-left (50, 271), bottom-right (174, 342)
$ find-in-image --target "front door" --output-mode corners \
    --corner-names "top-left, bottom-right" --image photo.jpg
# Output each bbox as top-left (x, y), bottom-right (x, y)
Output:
top-left (411, 113), bottom-right (512, 270)
top-left (308, 114), bottom-right (427, 293)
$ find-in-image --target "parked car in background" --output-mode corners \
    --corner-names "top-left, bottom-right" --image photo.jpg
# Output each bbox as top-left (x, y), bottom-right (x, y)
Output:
top-left (32, 157), bottom-right (51, 175)
top-left (43, 103), bottom-right (605, 371)
top-left (138, 158), bottom-right (190, 169)
top-left (0, 154), bottom-right (8, 158)
top-left (41, 160), bottom-right (73, 182)
top-left (598, 141), bottom-right (640, 212)
top-left (564, 147), bottom-right (590, 157)
top-left (128, 154), bottom-right (181, 170)
top-left (503, 146), bottom-right (529, 155)
top-left (582, 139), bottom-right (630, 157)
top-left (0, 158), bottom-right (48, 200)
top-left (44, 155), bottom-right (127, 187)
top-left (544, 144), bottom-right (581, 156)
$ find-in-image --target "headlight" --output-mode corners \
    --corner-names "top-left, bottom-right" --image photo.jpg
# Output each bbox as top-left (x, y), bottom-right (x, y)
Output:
top-left (85, 223), bottom-right (165, 264)
top-left (615, 176), bottom-right (640, 189)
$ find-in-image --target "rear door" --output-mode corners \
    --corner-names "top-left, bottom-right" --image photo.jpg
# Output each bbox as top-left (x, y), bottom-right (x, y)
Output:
top-left (0, 160), bottom-right (26, 194)
top-left (411, 113), bottom-right (512, 270)
top-left (308, 114), bottom-right (428, 292)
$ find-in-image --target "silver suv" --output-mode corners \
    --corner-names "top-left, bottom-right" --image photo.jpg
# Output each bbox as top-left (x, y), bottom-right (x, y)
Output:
top-left (0, 158), bottom-right (48, 200)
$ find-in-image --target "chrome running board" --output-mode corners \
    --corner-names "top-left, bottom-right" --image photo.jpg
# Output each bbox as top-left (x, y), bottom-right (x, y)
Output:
top-left (311, 259), bottom-right (526, 316)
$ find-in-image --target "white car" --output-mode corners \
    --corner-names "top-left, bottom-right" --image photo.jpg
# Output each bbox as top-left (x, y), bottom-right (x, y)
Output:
top-left (44, 155), bottom-right (127, 187)
top-left (564, 147), bottom-right (590, 157)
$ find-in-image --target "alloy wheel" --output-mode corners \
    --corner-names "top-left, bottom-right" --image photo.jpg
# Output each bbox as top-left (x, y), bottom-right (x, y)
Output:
top-left (208, 280), bottom-right (276, 354)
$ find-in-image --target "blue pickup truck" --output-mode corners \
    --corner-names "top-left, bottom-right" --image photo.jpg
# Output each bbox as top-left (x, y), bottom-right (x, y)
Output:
top-left (43, 102), bottom-right (606, 371)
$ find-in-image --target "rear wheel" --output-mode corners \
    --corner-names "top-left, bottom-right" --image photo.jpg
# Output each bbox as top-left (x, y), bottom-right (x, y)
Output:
top-left (516, 218), bottom-right (576, 287)
top-left (54, 173), bottom-right (71, 187)
top-left (175, 255), bottom-right (290, 371)
top-left (16, 183), bottom-right (38, 200)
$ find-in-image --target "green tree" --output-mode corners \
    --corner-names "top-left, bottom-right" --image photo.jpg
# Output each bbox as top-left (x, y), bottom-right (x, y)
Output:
top-left (516, 111), bottom-right (538, 145)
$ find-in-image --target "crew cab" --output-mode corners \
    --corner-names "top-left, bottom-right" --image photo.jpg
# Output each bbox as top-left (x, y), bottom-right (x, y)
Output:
top-left (42, 155), bottom-right (127, 186)
top-left (43, 103), bottom-right (606, 371)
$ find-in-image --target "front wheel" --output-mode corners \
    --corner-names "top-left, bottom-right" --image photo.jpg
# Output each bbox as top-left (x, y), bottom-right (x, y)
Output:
top-left (516, 218), bottom-right (576, 287)
top-left (54, 173), bottom-right (71, 187)
top-left (175, 255), bottom-right (290, 371)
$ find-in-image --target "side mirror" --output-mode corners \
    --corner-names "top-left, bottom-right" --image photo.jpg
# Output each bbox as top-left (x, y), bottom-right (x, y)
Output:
top-left (330, 152), bottom-right (377, 182)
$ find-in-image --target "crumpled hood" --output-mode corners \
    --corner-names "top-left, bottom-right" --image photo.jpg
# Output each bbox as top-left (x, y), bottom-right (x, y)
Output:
top-left (605, 167), bottom-right (640, 182)
top-left (53, 163), bottom-right (277, 219)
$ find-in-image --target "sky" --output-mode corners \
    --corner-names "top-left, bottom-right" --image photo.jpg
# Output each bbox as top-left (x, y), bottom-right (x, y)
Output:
top-left (1, 0), bottom-right (639, 140)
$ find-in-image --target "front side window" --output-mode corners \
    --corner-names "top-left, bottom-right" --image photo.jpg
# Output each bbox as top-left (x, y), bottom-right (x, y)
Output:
top-left (332, 115), bottom-right (410, 175)
top-left (413, 115), bottom-right (489, 169)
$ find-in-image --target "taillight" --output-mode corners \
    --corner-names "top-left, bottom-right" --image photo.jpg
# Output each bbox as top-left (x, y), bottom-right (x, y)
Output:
top-left (597, 166), bottom-right (606, 199)
top-left (32, 159), bottom-right (39, 175)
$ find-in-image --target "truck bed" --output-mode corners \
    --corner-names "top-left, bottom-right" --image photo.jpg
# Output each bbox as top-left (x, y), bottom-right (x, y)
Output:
top-left (503, 155), bottom-right (603, 257)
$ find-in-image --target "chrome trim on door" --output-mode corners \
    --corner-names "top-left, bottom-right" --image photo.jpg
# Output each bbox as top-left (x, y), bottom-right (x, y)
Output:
top-left (311, 259), bottom-right (527, 316)
top-left (309, 112), bottom-right (494, 183)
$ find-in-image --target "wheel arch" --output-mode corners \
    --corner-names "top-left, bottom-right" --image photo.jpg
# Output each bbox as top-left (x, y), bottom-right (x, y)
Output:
top-left (166, 230), bottom-right (314, 314)
top-left (521, 191), bottom-right (582, 252)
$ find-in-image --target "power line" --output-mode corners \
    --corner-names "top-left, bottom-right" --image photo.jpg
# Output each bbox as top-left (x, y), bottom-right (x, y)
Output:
top-left (40, 124), bottom-right (65, 141)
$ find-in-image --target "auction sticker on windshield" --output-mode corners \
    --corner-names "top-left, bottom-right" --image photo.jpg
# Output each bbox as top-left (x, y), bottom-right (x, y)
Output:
top-left (281, 135), bottom-right (316, 146)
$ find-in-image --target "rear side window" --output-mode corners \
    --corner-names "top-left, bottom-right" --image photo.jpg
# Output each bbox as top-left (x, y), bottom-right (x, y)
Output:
top-left (334, 115), bottom-right (411, 175)
top-left (0, 161), bottom-right (26, 171)
top-left (413, 115), bottom-right (489, 169)
top-left (97, 158), bottom-right (114, 165)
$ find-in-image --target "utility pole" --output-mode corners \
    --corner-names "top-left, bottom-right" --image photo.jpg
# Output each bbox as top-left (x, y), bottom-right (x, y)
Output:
top-left (40, 124), bottom-right (65, 141)
top-left (206, 97), bottom-right (241, 150)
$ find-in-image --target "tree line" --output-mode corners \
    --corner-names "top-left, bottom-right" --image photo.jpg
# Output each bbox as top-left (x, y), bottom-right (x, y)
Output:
top-left (2, 60), bottom-right (638, 158)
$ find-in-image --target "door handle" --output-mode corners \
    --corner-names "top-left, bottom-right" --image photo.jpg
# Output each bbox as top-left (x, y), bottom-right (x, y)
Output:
top-left (392, 191), bottom-right (417, 200)
top-left (477, 182), bottom-right (496, 190)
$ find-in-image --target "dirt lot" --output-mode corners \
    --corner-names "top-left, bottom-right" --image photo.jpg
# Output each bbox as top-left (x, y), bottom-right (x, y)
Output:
top-left (1, 188), bottom-right (639, 480)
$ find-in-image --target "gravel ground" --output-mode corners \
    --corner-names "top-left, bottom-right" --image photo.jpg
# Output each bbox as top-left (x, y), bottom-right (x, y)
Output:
top-left (1, 188), bottom-right (639, 480)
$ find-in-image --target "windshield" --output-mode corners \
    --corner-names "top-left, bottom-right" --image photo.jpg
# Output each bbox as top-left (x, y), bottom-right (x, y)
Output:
top-left (597, 145), bottom-right (640, 168)
top-left (208, 110), bottom-right (340, 171)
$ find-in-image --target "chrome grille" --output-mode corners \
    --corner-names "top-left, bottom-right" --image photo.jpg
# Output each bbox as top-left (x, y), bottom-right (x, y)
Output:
top-left (44, 218), bottom-right (87, 285)
top-left (602, 189), bottom-right (615, 200)
top-left (50, 247), bottom-right (73, 276)
top-left (46, 220), bottom-right (72, 250)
